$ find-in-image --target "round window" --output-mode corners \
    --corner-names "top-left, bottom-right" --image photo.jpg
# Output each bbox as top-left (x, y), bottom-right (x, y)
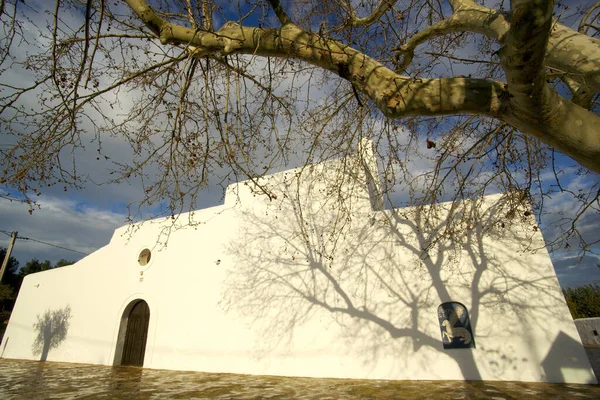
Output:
top-left (138, 249), bottom-right (151, 266)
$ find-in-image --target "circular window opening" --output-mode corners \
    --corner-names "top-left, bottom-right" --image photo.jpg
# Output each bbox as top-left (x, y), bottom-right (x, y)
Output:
top-left (138, 249), bottom-right (151, 266)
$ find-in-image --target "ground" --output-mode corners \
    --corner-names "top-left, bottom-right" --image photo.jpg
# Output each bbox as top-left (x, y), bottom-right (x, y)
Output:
top-left (0, 357), bottom-right (599, 399)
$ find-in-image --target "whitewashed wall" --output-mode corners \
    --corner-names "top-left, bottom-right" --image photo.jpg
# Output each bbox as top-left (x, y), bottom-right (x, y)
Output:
top-left (1, 145), bottom-right (596, 383)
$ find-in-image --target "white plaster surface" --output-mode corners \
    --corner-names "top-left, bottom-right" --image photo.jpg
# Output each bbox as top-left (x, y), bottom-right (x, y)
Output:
top-left (0, 144), bottom-right (596, 383)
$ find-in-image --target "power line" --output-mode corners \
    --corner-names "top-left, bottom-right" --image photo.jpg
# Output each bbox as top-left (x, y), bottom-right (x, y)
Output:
top-left (18, 237), bottom-right (89, 256)
top-left (0, 230), bottom-right (89, 256)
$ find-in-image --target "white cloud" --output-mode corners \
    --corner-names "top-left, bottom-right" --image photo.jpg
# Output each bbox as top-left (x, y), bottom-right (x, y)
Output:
top-left (553, 252), bottom-right (600, 288)
top-left (0, 195), bottom-right (125, 267)
top-left (0, 0), bottom-right (596, 294)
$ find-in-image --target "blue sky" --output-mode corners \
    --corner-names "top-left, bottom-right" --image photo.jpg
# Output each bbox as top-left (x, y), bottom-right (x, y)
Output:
top-left (0, 0), bottom-right (599, 289)
top-left (0, 142), bottom-right (597, 289)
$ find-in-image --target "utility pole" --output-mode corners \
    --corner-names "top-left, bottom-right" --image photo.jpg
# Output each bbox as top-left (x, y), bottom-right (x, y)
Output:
top-left (0, 231), bottom-right (17, 284)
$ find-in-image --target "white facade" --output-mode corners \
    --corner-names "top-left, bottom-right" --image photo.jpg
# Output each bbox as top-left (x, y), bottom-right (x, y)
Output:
top-left (1, 143), bottom-right (596, 383)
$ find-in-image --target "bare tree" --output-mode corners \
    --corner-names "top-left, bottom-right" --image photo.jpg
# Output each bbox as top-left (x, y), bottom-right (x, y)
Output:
top-left (0, 1), bottom-right (598, 252)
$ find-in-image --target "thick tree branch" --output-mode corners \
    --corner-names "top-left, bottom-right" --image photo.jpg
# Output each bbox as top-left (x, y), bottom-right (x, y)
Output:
top-left (499, 0), bottom-right (600, 173)
top-left (266, 0), bottom-right (292, 26)
top-left (124, 0), bottom-right (600, 173)
top-left (579, 1), bottom-right (600, 33)
top-left (394, 6), bottom-right (510, 72)
top-left (546, 23), bottom-right (600, 97)
top-left (502, 0), bottom-right (553, 95)
top-left (334, 0), bottom-right (399, 27)
top-left (503, 87), bottom-right (600, 174)
top-left (394, 1), bottom-right (600, 96)
top-left (123, 0), bottom-right (164, 37)
top-left (447, 0), bottom-right (478, 10)
top-left (125, 0), bottom-right (504, 118)
top-left (562, 75), bottom-right (594, 109)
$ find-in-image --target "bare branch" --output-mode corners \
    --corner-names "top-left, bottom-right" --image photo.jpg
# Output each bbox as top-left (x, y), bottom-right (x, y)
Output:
top-left (393, 6), bottom-right (510, 72)
top-left (1, 0), bottom-right (599, 256)
top-left (393, 2), bottom-right (600, 96)
top-left (579, 1), bottom-right (600, 33)
top-left (424, 51), bottom-right (500, 65)
top-left (123, 0), bottom-right (600, 172)
top-left (84, 0), bottom-right (104, 88)
top-left (185, 0), bottom-right (196, 29)
top-left (266, 0), bottom-right (292, 26)
top-left (494, 0), bottom-right (600, 171)
top-left (334, 0), bottom-right (399, 27)
top-left (202, 0), bottom-right (213, 31)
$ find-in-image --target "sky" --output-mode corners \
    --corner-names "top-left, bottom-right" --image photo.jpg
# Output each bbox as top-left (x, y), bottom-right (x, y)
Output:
top-left (0, 0), bottom-right (599, 289)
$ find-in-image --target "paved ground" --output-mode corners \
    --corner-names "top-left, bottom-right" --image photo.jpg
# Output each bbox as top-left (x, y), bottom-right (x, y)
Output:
top-left (1, 354), bottom-right (600, 399)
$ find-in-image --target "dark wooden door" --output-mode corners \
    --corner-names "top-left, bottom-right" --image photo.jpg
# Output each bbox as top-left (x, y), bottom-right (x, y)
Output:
top-left (121, 300), bottom-right (150, 366)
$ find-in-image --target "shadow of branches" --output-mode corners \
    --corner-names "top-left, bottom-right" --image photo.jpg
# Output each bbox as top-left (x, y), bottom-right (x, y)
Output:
top-left (220, 152), bottom-right (572, 380)
top-left (32, 305), bottom-right (72, 361)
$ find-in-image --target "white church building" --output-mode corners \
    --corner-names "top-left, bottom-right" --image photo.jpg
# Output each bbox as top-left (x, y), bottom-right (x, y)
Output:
top-left (1, 141), bottom-right (596, 383)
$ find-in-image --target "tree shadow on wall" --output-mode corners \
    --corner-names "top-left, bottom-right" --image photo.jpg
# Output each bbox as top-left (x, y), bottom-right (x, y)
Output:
top-left (221, 155), bottom-right (569, 380)
top-left (32, 305), bottom-right (72, 361)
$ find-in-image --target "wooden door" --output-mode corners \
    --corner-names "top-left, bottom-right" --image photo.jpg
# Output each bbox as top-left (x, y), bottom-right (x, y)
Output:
top-left (121, 300), bottom-right (150, 366)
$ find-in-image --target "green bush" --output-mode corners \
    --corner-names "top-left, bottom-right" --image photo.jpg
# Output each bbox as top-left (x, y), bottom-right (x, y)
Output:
top-left (563, 284), bottom-right (600, 319)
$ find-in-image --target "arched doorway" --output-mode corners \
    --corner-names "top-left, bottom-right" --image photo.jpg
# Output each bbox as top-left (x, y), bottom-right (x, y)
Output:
top-left (115, 300), bottom-right (150, 367)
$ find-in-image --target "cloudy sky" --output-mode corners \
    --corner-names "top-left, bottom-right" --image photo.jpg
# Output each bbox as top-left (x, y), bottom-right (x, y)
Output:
top-left (0, 0), bottom-right (599, 290)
